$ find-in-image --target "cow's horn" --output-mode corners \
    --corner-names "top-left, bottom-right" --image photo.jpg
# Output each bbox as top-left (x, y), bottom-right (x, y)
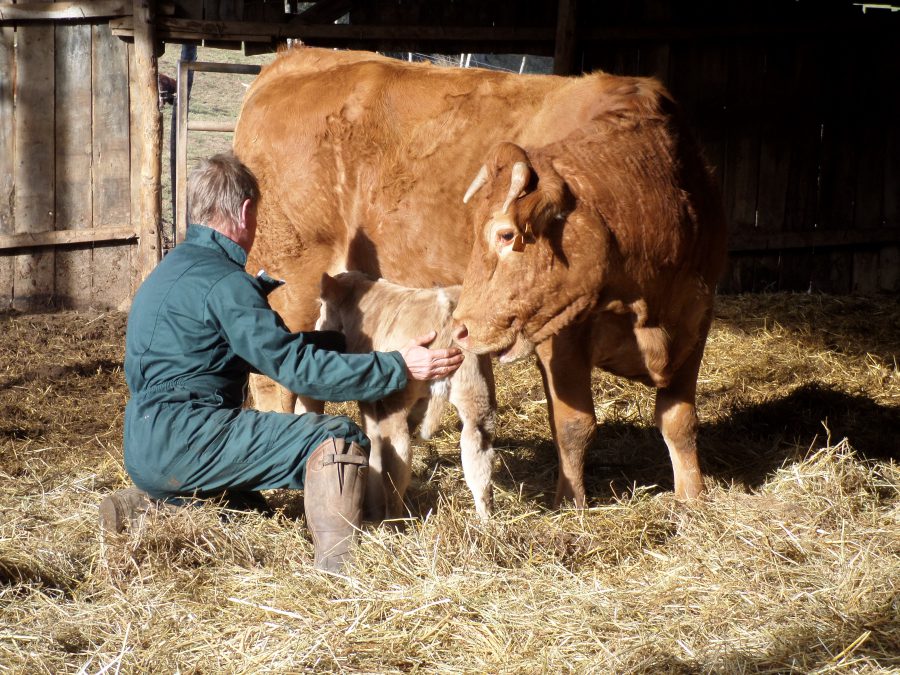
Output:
top-left (502, 161), bottom-right (530, 215)
top-left (463, 164), bottom-right (490, 204)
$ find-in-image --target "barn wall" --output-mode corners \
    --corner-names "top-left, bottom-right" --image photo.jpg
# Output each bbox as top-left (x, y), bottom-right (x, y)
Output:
top-left (0, 15), bottom-right (136, 311)
top-left (2, 0), bottom-right (896, 304)
top-left (580, 1), bottom-right (900, 294)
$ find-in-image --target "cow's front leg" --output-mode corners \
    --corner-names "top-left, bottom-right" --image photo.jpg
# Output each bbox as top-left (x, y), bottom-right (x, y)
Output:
top-left (535, 331), bottom-right (596, 508)
top-left (655, 339), bottom-right (707, 500)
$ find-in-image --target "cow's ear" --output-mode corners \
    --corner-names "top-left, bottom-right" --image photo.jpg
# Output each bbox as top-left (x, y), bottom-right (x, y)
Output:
top-left (516, 160), bottom-right (570, 238)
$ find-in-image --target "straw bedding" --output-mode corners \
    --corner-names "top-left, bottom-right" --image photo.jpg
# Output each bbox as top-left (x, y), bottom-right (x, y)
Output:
top-left (0, 294), bottom-right (897, 673)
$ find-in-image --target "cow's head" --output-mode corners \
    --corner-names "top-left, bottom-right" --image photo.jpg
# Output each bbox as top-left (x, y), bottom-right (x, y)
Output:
top-left (453, 141), bottom-right (600, 362)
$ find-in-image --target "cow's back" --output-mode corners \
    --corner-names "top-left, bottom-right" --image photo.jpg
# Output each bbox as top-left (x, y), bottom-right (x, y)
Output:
top-left (234, 48), bottom-right (654, 304)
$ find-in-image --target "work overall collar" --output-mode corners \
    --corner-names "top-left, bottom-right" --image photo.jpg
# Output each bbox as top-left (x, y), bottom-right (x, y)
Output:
top-left (185, 224), bottom-right (248, 267)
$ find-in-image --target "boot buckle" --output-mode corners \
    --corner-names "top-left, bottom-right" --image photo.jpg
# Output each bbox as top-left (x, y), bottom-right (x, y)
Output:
top-left (322, 453), bottom-right (368, 467)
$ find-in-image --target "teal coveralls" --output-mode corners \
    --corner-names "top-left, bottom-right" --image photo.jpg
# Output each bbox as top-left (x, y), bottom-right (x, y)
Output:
top-left (124, 224), bottom-right (407, 499)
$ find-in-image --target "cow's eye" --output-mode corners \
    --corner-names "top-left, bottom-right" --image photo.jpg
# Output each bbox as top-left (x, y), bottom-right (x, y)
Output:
top-left (497, 230), bottom-right (516, 244)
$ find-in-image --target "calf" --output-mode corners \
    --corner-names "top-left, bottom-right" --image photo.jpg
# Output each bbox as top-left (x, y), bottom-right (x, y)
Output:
top-left (318, 272), bottom-right (496, 520)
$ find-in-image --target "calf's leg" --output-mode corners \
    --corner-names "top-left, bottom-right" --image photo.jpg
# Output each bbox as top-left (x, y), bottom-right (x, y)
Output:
top-left (377, 406), bottom-right (415, 520)
top-left (450, 355), bottom-right (496, 519)
top-left (359, 402), bottom-right (386, 522)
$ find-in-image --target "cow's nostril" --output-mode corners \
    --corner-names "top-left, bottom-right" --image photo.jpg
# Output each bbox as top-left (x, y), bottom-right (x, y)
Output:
top-left (454, 324), bottom-right (469, 343)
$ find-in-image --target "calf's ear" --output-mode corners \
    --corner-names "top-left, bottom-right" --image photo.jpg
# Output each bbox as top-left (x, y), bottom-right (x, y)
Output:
top-left (320, 272), bottom-right (353, 303)
top-left (320, 272), bottom-right (337, 298)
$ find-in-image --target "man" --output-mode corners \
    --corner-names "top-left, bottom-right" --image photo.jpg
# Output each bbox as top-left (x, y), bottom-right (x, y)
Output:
top-left (100, 152), bottom-right (463, 572)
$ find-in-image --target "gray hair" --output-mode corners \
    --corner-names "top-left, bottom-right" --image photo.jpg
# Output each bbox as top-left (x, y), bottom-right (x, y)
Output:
top-left (187, 152), bottom-right (260, 226)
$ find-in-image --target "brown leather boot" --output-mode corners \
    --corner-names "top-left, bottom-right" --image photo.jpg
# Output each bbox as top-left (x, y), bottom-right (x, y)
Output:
top-left (304, 437), bottom-right (369, 572)
top-left (98, 485), bottom-right (153, 534)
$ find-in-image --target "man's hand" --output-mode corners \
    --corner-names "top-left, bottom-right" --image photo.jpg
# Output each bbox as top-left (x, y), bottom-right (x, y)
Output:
top-left (399, 331), bottom-right (464, 381)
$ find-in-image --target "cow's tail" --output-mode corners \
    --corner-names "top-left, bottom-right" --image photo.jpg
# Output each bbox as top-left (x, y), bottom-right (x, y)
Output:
top-left (419, 379), bottom-right (450, 440)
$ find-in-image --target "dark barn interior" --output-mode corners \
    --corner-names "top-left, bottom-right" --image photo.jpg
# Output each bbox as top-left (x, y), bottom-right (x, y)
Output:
top-left (0, 0), bottom-right (898, 307)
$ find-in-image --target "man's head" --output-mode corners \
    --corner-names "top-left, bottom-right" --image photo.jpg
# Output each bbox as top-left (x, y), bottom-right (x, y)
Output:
top-left (187, 152), bottom-right (260, 252)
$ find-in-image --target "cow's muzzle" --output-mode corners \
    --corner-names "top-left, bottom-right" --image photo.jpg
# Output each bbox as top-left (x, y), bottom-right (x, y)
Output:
top-left (452, 322), bottom-right (470, 349)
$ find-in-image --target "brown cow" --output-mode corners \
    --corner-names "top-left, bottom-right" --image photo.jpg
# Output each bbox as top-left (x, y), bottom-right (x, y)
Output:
top-left (317, 271), bottom-right (496, 520)
top-left (233, 46), bottom-right (727, 508)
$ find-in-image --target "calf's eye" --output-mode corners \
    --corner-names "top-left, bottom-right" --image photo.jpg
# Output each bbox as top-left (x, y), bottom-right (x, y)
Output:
top-left (497, 230), bottom-right (516, 243)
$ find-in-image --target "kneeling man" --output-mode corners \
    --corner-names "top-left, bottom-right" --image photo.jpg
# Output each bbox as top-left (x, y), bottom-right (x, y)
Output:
top-left (100, 152), bottom-right (462, 572)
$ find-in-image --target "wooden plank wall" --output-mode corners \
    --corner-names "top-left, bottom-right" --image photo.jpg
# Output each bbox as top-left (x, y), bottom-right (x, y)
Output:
top-left (582, 1), bottom-right (900, 294)
top-left (0, 6), bottom-right (135, 311)
top-left (13, 12), bottom-right (54, 310)
top-left (91, 21), bottom-right (134, 308)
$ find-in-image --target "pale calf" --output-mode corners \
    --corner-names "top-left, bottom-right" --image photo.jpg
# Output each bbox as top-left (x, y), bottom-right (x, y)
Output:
top-left (318, 272), bottom-right (496, 520)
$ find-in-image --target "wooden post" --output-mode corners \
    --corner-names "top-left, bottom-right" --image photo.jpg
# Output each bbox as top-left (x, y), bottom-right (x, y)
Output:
top-left (553, 0), bottom-right (579, 75)
top-left (0, 25), bottom-right (15, 308)
top-left (132, 0), bottom-right (162, 284)
top-left (175, 57), bottom-right (189, 244)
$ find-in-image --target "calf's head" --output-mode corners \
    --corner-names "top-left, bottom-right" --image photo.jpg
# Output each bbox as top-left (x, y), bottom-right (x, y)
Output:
top-left (453, 141), bottom-right (596, 362)
top-left (317, 271), bottom-right (376, 352)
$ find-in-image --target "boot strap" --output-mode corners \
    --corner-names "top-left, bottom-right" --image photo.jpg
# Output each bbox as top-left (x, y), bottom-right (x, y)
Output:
top-left (322, 453), bottom-right (368, 467)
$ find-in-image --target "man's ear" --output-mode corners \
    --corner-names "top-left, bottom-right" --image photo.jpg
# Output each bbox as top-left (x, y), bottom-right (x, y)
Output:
top-left (239, 198), bottom-right (254, 229)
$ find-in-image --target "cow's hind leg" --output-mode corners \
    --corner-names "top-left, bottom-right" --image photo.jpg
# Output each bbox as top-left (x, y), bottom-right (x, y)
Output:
top-left (450, 355), bottom-right (496, 519)
top-left (249, 377), bottom-right (324, 416)
top-left (654, 339), bottom-right (708, 500)
top-left (249, 373), bottom-right (291, 412)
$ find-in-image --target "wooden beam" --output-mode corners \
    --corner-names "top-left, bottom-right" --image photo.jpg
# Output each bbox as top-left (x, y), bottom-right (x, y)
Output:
top-left (553, 0), bottom-right (578, 75)
top-left (0, 226), bottom-right (138, 251)
top-left (109, 16), bottom-right (898, 48)
top-left (181, 60), bottom-right (260, 75)
top-left (0, 0), bottom-right (130, 23)
top-left (582, 20), bottom-right (900, 43)
top-left (188, 119), bottom-right (235, 132)
top-left (729, 227), bottom-right (900, 253)
top-left (110, 16), bottom-right (555, 44)
top-left (294, 0), bottom-right (353, 24)
top-left (132, 0), bottom-right (162, 281)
